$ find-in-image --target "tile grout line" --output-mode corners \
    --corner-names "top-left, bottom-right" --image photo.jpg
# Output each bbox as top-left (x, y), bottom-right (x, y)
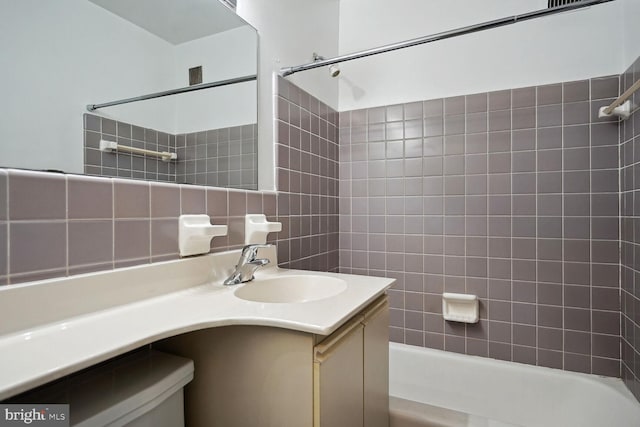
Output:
top-left (5, 171), bottom-right (9, 284)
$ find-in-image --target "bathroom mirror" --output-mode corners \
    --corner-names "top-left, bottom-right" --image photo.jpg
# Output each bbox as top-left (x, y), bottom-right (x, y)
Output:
top-left (0, 0), bottom-right (259, 190)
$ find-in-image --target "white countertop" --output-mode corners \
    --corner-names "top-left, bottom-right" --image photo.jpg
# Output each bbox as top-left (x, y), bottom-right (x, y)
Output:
top-left (0, 248), bottom-right (393, 400)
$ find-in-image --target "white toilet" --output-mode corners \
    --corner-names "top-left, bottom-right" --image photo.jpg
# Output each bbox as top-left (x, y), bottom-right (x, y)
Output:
top-left (14, 350), bottom-right (194, 427)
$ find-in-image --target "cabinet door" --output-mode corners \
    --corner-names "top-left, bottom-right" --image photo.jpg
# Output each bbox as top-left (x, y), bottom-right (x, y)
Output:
top-left (363, 297), bottom-right (390, 427)
top-left (313, 316), bottom-right (364, 427)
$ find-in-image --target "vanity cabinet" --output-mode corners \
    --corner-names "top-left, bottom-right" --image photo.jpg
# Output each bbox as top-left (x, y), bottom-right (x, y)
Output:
top-left (363, 296), bottom-right (391, 427)
top-left (314, 312), bottom-right (364, 426)
top-left (156, 295), bottom-right (389, 427)
top-left (314, 296), bottom-right (389, 427)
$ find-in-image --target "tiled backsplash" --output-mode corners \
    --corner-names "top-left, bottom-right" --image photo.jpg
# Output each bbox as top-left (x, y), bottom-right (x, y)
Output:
top-left (338, 75), bottom-right (621, 376)
top-left (620, 55), bottom-right (640, 401)
top-left (83, 114), bottom-right (257, 190)
top-left (0, 169), bottom-right (258, 283)
top-left (1, 80), bottom-right (338, 285)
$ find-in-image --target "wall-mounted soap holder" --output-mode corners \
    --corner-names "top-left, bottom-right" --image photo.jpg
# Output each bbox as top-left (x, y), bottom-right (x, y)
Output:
top-left (442, 293), bottom-right (479, 324)
top-left (245, 214), bottom-right (282, 245)
top-left (179, 215), bottom-right (228, 257)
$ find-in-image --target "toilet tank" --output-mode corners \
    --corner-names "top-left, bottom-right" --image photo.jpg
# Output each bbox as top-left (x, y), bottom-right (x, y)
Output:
top-left (9, 350), bottom-right (194, 427)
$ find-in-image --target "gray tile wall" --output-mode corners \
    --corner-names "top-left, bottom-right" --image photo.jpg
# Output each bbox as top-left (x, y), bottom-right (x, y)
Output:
top-left (0, 169), bottom-right (268, 283)
top-left (84, 114), bottom-right (177, 182)
top-left (275, 76), bottom-right (340, 271)
top-left (339, 75), bottom-right (621, 376)
top-left (176, 124), bottom-right (257, 189)
top-left (84, 114), bottom-right (258, 190)
top-left (1, 81), bottom-right (339, 284)
top-left (621, 56), bottom-right (640, 401)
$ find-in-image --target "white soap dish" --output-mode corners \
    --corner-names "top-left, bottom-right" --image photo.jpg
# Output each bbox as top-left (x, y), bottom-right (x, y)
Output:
top-left (245, 214), bottom-right (282, 245)
top-left (442, 293), bottom-right (479, 323)
top-left (178, 214), bottom-right (228, 257)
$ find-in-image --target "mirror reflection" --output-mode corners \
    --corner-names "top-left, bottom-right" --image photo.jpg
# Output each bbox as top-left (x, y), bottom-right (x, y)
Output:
top-left (1, 0), bottom-right (258, 190)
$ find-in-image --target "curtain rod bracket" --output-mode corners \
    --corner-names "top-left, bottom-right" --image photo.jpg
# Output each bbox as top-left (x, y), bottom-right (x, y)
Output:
top-left (599, 100), bottom-right (632, 120)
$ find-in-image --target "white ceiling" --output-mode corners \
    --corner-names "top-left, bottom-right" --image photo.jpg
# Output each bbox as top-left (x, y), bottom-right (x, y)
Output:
top-left (88, 0), bottom-right (250, 44)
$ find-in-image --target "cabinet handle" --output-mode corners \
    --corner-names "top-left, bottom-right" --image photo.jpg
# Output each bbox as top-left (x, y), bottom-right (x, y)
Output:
top-left (314, 315), bottom-right (364, 363)
top-left (361, 295), bottom-right (388, 325)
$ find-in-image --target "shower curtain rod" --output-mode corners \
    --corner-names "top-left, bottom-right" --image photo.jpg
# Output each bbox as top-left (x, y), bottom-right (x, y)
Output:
top-left (86, 74), bottom-right (257, 111)
top-left (279, 0), bottom-right (615, 77)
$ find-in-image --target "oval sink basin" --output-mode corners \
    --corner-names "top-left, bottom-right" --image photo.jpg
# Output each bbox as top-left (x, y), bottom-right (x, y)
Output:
top-left (234, 275), bottom-right (347, 303)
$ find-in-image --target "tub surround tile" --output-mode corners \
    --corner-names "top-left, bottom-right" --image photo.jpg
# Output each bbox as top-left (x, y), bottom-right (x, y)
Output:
top-left (339, 74), bottom-right (623, 378)
top-left (537, 84), bottom-right (562, 105)
top-left (538, 349), bottom-right (563, 369)
top-left (564, 352), bottom-right (591, 374)
top-left (591, 75), bottom-right (620, 99)
top-left (620, 52), bottom-right (640, 404)
top-left (592, 356), bottom-right (621, 378)
top-left (275, 77), bottom-right (339, 271)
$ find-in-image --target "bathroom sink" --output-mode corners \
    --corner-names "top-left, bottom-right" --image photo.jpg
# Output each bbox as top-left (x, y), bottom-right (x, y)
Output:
top-left (234, 275), bottom-right (347, 303)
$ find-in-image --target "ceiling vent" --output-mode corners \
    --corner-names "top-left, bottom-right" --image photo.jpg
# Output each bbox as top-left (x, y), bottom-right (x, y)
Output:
top-left (548, 0), bottom-right (585, 7)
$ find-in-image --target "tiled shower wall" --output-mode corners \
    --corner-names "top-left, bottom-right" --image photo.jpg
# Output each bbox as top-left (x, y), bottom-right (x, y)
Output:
top-left (83, 114), bottom-right (258, 190)
top-left (274, 76), bottom-right (340, 272)
top-left (176, 124), bottom-right (257, 189)
top-left (621, 55), bottom-right (640, 400)
top-left (339, 75), bottom-right (621, 376)
top-left (0, 80), bottom-right (338, 285)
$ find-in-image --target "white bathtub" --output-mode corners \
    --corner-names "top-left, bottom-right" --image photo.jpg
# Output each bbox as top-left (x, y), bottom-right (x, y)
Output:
top-left (389, 343), bottom-right (640, 427)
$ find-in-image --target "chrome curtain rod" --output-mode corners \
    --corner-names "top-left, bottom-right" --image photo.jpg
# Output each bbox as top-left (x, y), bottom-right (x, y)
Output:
top-left (87, 74), bottom-right (257, 111)
top-left (279, 0), bottom-right (615, 77)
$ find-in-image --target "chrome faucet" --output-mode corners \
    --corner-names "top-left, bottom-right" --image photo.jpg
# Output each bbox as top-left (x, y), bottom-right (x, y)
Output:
top-left (223, 244), bottom-right (272, 286)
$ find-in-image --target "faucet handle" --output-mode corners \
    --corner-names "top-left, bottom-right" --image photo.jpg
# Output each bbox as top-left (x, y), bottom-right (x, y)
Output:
top-left (241, 243), bottom-right (273, 261)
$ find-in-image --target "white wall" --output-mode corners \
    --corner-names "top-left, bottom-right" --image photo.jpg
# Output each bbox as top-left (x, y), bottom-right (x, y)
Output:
top-left (0, 0), bottom-right (258, 174)
top-left (0, 0), bottom-right (175, 173)
top-left (105, 25), bottom-right (258, 136)
top-left (338, 0), bottom-right (624, 111)
top-left (237, 0), bottom-right (340, 190)
top-left (172, 25), bottom-right (258, 134)
top-left (622, 0), bottom-right (640, 70)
